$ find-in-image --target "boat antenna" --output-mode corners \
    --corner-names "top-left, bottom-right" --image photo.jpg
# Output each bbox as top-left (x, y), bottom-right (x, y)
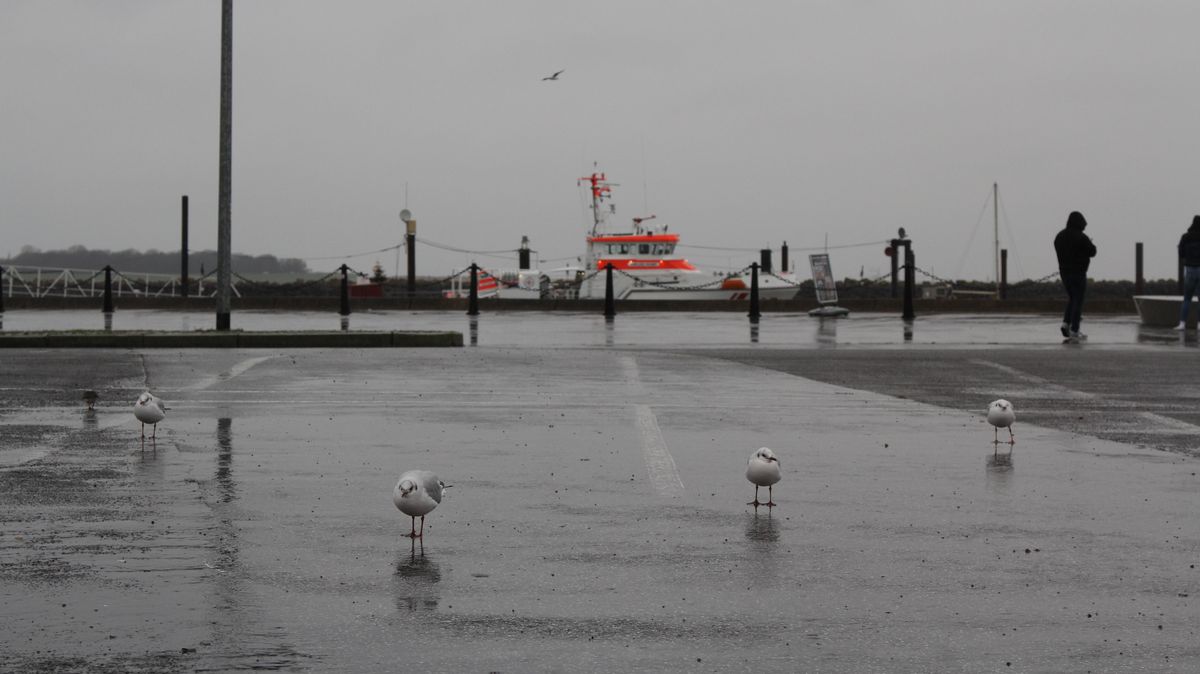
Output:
top-left (579, 168), bottom-right (615, 237)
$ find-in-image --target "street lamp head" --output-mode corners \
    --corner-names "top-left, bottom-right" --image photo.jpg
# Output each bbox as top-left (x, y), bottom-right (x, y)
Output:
top-left (399, 209), bottom-right (412, 223)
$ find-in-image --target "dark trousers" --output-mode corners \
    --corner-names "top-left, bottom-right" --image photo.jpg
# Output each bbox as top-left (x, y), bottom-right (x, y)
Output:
top-left (1061, 272), bottom-right (1087, 332)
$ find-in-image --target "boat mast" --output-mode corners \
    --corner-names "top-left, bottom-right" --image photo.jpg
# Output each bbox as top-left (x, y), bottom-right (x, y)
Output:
top-left (581, 170), bottom-right (613, 237)
top-left (993, 182), bottom-right (999, 295)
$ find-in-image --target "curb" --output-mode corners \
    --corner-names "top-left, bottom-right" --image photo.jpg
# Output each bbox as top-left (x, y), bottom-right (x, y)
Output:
top-left (0, 331), bottom-right (463, 348)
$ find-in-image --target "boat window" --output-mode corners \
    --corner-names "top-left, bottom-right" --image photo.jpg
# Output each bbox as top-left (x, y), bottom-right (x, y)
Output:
top-left (639, 244), bottom-right (650, 254)
top-left (618, 244), bottom-right (629, 254)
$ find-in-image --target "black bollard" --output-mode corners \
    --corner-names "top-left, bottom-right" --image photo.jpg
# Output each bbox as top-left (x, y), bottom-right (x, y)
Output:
top-left (406, 221), bottom-right (417, 298)
top-left (603, 265), bottom-right (615, 318)
top-left (0, 265), bottom-right (5, 315)
top-left (1135, 242), bottom-right (1144, 295)
top-left (339, 264), bottom-right (350, 317)
top-left (181, 195), bottom-right (190, 298)
top-left (1000, 249), bottom-right (1008, 300)
top-left (102, 266), bottom-right (114, 314)
top-left (760, 249), bottom-right (772, 275)
top-left (780, 241), bottom-right (789, 274)
top-left (902, 248), bottom-right (915, 320)
top-left (748, 262), bottom-right (761, 322)
top-left (467, 264), bottom-right (480, 316)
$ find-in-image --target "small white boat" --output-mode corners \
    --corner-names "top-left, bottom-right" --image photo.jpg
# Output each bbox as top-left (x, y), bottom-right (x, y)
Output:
top-left (1133, 295), bottom-right (1196, 328)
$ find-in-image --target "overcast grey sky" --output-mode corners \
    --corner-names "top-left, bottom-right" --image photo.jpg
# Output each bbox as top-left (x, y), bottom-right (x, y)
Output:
top-left (2, 1), bottom-right (1198, 281)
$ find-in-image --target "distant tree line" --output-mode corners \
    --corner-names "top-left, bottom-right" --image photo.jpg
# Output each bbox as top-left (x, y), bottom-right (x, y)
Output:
top-left (3, 245), bottom-right (309, 275)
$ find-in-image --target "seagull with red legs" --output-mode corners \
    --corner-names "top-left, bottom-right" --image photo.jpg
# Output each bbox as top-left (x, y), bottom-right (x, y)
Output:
top-left (393, 470), bottom-right (446, 539)
top-left (745, 447), bottom-right (782, 508)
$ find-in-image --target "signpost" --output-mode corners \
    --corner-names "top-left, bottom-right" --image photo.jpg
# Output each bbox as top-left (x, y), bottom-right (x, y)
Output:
top-left (808, 253), bottom-right (849, 317)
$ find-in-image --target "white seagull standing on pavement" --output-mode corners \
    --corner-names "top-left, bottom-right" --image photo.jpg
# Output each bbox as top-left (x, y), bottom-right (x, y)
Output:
top-left (987, 399), bottom-right (1016, 446)
top-left (745, 447), bottom-right (782, 508)
top-left (132, 392), bottom-right (167, 439)
top-left (393, 470), bottom-right (446, 539)
top-left (542, 69), bottom-right (564, 81)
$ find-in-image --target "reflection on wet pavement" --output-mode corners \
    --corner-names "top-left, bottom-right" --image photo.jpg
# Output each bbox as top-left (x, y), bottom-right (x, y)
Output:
top-left (394, 545), bottom-right (441, 612)
top-left (2, 337), bottom-right (1199, 671)
top-left (743, 512), bottom-right (780, 543)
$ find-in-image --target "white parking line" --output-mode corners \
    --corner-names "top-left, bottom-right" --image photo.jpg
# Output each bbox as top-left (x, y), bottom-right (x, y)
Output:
top-left (184, 355), bottom-right (277, 391)
top-left (635, 404), bottom-right (685, 498)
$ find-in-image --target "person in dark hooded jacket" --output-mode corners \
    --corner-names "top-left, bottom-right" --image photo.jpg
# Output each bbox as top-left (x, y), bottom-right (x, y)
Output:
top-left (1177, 215), bottom-right (1200, 329)
top-left (1053, 211), bottom-right (1097, 340)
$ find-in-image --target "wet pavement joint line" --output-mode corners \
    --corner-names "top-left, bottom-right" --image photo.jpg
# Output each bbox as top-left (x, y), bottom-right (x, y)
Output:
top-left (969, 359), bottom-right (1096, 399)
top-left (1138, 411), bottom-right (1200, 433)
top-left (634, 404), bottom-right (685, 497)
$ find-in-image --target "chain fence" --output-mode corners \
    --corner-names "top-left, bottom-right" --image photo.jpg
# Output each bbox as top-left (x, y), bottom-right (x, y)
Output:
top-left (763, 270), bottom-right (804, 288)
top-left (7, 258), bottom-right (1169, 305)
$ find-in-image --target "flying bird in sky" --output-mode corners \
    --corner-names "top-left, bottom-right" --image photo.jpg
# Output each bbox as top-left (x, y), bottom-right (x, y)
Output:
top-left (542, 69), bottom-right (564, 81)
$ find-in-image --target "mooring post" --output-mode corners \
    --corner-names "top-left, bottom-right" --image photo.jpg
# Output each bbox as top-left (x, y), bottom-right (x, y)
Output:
top-left (102, 265), bottom-right (114, 331)
top-left (339, 264), bottom-right (350, 317)
top-left (0, 265), bottom-right (5, 316)
top-left (102, 266), bottom-right (114, 314)
top-left (1135, 242), bottom-right (1144, 295)
top-left (749, 262), bottom-right (761, 322)
top-left (780, 241), bottom-right (789, 273)
top-left (181, 195), bottom-right (190, 298)
top-left (406, 218), bottom-right (417, 298)
top-left (468, 263), bottom-right (480, 316)
top-left (890, 239), bottom-right (900, 298)
top-left (1000, 248), bottom-right (1008, 300)
top-left (604, 265), bottom-right (615, 318)
top-left (760, 249), bottom-right (772, 275)
top-left (902, 247), bottom-right (915, 321)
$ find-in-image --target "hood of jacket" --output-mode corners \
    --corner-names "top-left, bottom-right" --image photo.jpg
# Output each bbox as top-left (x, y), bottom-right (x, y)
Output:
top-left (1066, 211), bottom-right (1087, 232)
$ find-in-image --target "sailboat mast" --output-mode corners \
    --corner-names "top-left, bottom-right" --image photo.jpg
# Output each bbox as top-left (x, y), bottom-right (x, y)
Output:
top-left (993, 182), bottom-right (1000, 294)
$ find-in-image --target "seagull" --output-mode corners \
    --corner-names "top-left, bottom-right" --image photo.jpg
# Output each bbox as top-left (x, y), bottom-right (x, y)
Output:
top-left (542, 69), bottom-right (564, 81)
top-left (393, 470), bottom-right (446, 539)
top-left (745, 447), bottom-right (782, 508)
top-left (82, 390), bottom-right (99, 411)
top-left (987, 399), bottom-right (1016, 446)
top-left (132, 392), bottom-right (167, 439)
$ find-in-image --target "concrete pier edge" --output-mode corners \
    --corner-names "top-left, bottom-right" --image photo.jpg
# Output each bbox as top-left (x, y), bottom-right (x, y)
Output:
top-left (0, 330), bottom-right (463, 348)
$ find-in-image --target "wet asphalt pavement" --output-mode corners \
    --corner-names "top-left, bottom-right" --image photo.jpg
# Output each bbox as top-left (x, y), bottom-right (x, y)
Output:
top-left (1, 312), bottom-right (1199, 672)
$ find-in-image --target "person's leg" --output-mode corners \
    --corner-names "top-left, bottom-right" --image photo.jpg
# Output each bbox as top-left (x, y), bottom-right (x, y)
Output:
top-left (1071, 275), bottom-right (1087, 333)
top-left (1061, 276), bottom-right (1074, 335)
top-left (1182, 267), bottom-right (1200, 327)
